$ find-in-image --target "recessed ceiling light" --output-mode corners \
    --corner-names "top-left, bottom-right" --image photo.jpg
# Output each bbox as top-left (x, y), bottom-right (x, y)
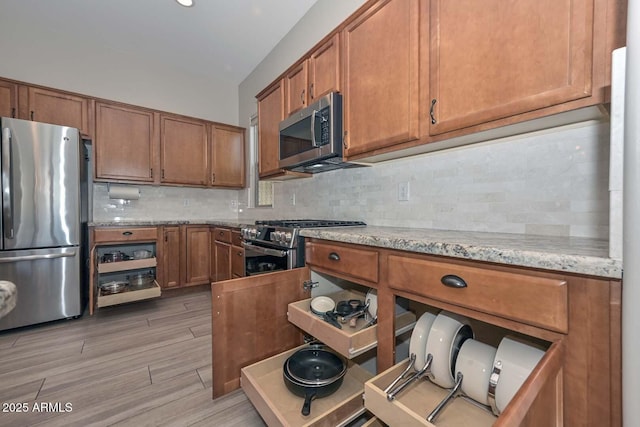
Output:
top-left (175, 0), bottom-right (194, 7)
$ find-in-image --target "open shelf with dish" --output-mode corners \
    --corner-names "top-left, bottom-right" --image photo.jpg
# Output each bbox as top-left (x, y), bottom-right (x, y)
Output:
top-left (91, 238), bottom-right (161, 312)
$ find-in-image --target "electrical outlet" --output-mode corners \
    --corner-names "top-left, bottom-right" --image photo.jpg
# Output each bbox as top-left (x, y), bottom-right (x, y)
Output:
top-left (183, 199), bottom-right (190, 207)
top-left (290, 192), bottom-right (296, 206)
top-left (398, 182), bottom-right (410, 201)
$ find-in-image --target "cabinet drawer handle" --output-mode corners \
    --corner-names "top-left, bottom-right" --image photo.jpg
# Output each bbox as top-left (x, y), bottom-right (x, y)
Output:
top-left (11, 107), bottom-right (15, 118)
top-left (30, 111), bottom-right (34, 121)
top-left (300, 89), bottom-right (305, 104)
top-left (430, 99), bottom-right (437, 124)
top-left (122, 231), bottom-right (133, 236)
top-left (328, 252), bottom-right (340, 261)
top-left (441, 274), bottom-right (467, 289)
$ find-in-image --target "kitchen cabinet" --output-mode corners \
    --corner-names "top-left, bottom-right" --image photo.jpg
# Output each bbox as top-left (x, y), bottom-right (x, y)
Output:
top-left (95, 101), bottom-right (158, 183)
top-left (428, 0), bottom-right (594, 136)
top-left (160, 114), bottom-right (209, 186)
top-left (0, 79), bottom-right (18, 118)
top-left (89, 227), bottom-right (161, 315)
top-left (159, 225), bottom-right (211, 288)
top-left (212, 238), bottom-right (620, 426)
top-left (284, 33), bottom-right (341, 117)
top-left (159, 226), bottom-right (181, 289)
top-left (210, 124), bottom-right (246, 188)
top-left (342, 0), bottom-right (421, 158)
top-left (20, 86), bottom-right (93, 137)
top-left (231, 230), bottom-right (244, 278)
top-left (183, 225), bottom-right (211, 286)
top-left (213, 227), bottom-right (232, 282)
top-left (257, 80), bottom-right (285, 178)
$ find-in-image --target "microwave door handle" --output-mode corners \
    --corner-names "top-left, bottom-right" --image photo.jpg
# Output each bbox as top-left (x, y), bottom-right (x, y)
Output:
top-left (310, 110), bottom-right (319, 147)
top-left (2, 127), bottom-right (14, 239)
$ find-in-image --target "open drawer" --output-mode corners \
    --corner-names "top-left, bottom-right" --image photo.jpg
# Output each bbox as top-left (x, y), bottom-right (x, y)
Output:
top-left (363, 341), bottom-right (563, 427)
top-left (288, 289), bottom-right (417, 358)
top-left (96, 280), bottom-right (161, 308)
top-left (241, 344), bottom-right (374, 427)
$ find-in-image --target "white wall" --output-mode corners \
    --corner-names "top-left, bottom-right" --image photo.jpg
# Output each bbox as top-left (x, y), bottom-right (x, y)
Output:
top-left (0, 5), bottom-right (238, 124)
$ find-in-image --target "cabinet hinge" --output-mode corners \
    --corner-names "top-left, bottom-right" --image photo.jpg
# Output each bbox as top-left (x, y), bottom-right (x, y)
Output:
top-left (303, 280), bottom-right (318, 292)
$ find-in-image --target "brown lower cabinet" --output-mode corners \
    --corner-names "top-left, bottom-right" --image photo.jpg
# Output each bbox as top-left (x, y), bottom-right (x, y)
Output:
top-left (211, 238), bottom-right (621, 427)
top-left (159, 225), bottom-right (210, 289)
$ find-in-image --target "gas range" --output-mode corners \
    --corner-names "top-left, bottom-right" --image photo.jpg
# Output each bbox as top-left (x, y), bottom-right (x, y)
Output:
top-left (241, 219), bottom-right (366, 250)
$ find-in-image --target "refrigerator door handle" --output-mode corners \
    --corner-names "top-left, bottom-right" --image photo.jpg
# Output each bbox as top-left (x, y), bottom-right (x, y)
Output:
top-left (0, 251), bottom-right (77, 263)
top-left (1, 127), bottom-right (14, 239)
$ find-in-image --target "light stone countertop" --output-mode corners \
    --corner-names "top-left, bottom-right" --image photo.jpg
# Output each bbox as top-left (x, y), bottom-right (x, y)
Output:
top-left (89, 219), bottom-right (250, 228)
top-left (300, 226), bottom-right (622, 279)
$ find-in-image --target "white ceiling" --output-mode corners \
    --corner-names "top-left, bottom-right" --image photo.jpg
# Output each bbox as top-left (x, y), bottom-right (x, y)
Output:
top-left (1, 0), bottom-right (318, 86)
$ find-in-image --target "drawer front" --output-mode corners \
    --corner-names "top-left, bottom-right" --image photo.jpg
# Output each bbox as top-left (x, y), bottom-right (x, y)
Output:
top-left (214, 227), bottom-right (232, 243)
top-left (387, 255), bottom-right (568, 333)
top-left (231, 245), bottom-right (244, 277)
top-left (232, 229), bottom-right (243, 246)
top-left (306, 241), bottom-right (379, 283)
top-left (93, 227), bottom-right (158, 243)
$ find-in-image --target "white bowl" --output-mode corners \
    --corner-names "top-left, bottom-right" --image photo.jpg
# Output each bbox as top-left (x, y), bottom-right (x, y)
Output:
top-left (492, 337), bottom-right (545, 414)
top-left (365, 288), bottom-right (378, 317)
top-left (425, 311), bottom-right (473, 388)
top-left (310, 296), bottom-right (336, 315)
top-left (455, 338), bottom-right (497, 405)
top-left (409, 311), bottom-right (437, 369)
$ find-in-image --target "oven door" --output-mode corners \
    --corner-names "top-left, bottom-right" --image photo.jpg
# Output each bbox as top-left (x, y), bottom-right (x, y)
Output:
top-left (243, 242), bottom-right (293, 276)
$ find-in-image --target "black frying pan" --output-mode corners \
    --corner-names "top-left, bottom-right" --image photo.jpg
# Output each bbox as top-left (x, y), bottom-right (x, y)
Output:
top-left (283, 346), bottom-right (347, 416)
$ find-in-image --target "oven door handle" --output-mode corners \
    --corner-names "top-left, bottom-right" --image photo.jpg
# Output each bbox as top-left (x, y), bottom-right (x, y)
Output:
top-left (243, 242), bottom-right (289, 258)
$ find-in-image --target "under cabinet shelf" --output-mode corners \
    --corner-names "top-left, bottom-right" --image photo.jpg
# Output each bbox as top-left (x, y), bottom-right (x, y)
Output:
top-left (287, 289), bottom-right (416, 358)
top-left (241, 344), bottom-right (373, 427)
top-left (96, 280), bottom-right (161, 308)
top-left (97, 257), bottom-right (157, 273)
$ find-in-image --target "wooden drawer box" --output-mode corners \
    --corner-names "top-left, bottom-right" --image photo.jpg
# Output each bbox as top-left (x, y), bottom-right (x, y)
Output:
top-left (232, 229), bottom-right (243, 246)
top-left (387, 255), bottom-right (568, 333)
top-left (364, 341), bottom-right (562, 427)
top-left (306, 241), bottom-right (379, 284)
top-left (96, 280), bottom-right (161, 308)
top-left (241, 344), bottom-right (373, 427)
top-left (93, 227), bottom-right (158, 243)
top-left (214, 227), bottom-right (232, 243)
top-left (288, 289), bottom-right (416, 358)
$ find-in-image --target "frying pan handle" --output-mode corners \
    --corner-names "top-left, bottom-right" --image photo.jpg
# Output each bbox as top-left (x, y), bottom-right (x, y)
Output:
top-left (302, 389), bottom-right (317, 416)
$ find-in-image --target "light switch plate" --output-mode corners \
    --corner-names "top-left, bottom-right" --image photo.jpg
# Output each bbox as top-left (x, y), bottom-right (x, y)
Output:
top-left (398, 182), bottom-right (410, 201)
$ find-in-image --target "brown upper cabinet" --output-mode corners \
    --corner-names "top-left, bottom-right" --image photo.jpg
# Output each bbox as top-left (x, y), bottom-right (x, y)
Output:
top-left (342, 0), bottom-right (421, 157)
top-left (428, 0), bottom-right (598, 135)
top-left (210, 124), bottom-right (246, 188)
top-left (95, 101), bottom-right (157, 183)
top-left (285, 33), bottom-right (341, 117)
top-left (256, 0), bottom-right (625, 165)
top-left (160, 114), bottom-right (209, 186)
top-left (257, 79), bottom-right (285, 178)
top-left (0, 80), bottom-right (18, 118)
top-left (22, 87), bottom-right (92, 137)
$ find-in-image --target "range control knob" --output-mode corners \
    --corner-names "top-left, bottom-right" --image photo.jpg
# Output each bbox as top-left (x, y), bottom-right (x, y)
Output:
top-left (283, 232), bottom-right (292, 244)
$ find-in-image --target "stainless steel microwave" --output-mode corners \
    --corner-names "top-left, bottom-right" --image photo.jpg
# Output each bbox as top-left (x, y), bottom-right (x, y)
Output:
top-left (278, 92), bottom-right (344, 172)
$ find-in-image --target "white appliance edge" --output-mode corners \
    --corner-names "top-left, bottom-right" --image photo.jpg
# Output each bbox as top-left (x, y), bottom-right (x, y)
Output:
top-left (622, 0), bottom-right (640, 422)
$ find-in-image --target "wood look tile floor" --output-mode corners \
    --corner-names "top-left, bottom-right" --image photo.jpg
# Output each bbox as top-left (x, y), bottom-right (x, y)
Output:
top-left (0, 289), bottom-right (266, 427)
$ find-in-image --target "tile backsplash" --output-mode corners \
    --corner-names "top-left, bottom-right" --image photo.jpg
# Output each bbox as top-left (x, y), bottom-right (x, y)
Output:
top-left (240, 121), bottom-right (610, 239)
top-left (92, 183), bottom-right (238, 222)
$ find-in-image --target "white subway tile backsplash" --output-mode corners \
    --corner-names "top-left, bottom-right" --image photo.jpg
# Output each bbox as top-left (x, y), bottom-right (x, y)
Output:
top-left (240, 121), bottom-right (611, 239)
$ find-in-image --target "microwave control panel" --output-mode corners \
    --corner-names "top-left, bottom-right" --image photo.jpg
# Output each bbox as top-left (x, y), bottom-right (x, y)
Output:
top-left (318, 107), bottom-right (330, 146)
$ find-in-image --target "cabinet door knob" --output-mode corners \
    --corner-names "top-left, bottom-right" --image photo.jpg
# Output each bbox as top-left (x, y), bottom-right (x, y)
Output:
top-left (430, 99), bottom-right (437, 125)
top-left (328, 252), bottom-right (340, 261)
top-left (441, 274), bottom-right (467, 288)
top-left (310, 83), bottom-right (314, 99)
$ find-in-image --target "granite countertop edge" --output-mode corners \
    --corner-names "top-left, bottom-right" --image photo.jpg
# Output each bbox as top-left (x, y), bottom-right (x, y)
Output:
top-left (88, 219), bottom-right (250, 228)
top-left (300, 227), bottom-right (622, 279)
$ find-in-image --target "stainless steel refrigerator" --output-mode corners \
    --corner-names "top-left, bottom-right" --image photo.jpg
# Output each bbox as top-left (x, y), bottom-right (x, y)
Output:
top-left (0, 117), bottom-right (86, 331)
